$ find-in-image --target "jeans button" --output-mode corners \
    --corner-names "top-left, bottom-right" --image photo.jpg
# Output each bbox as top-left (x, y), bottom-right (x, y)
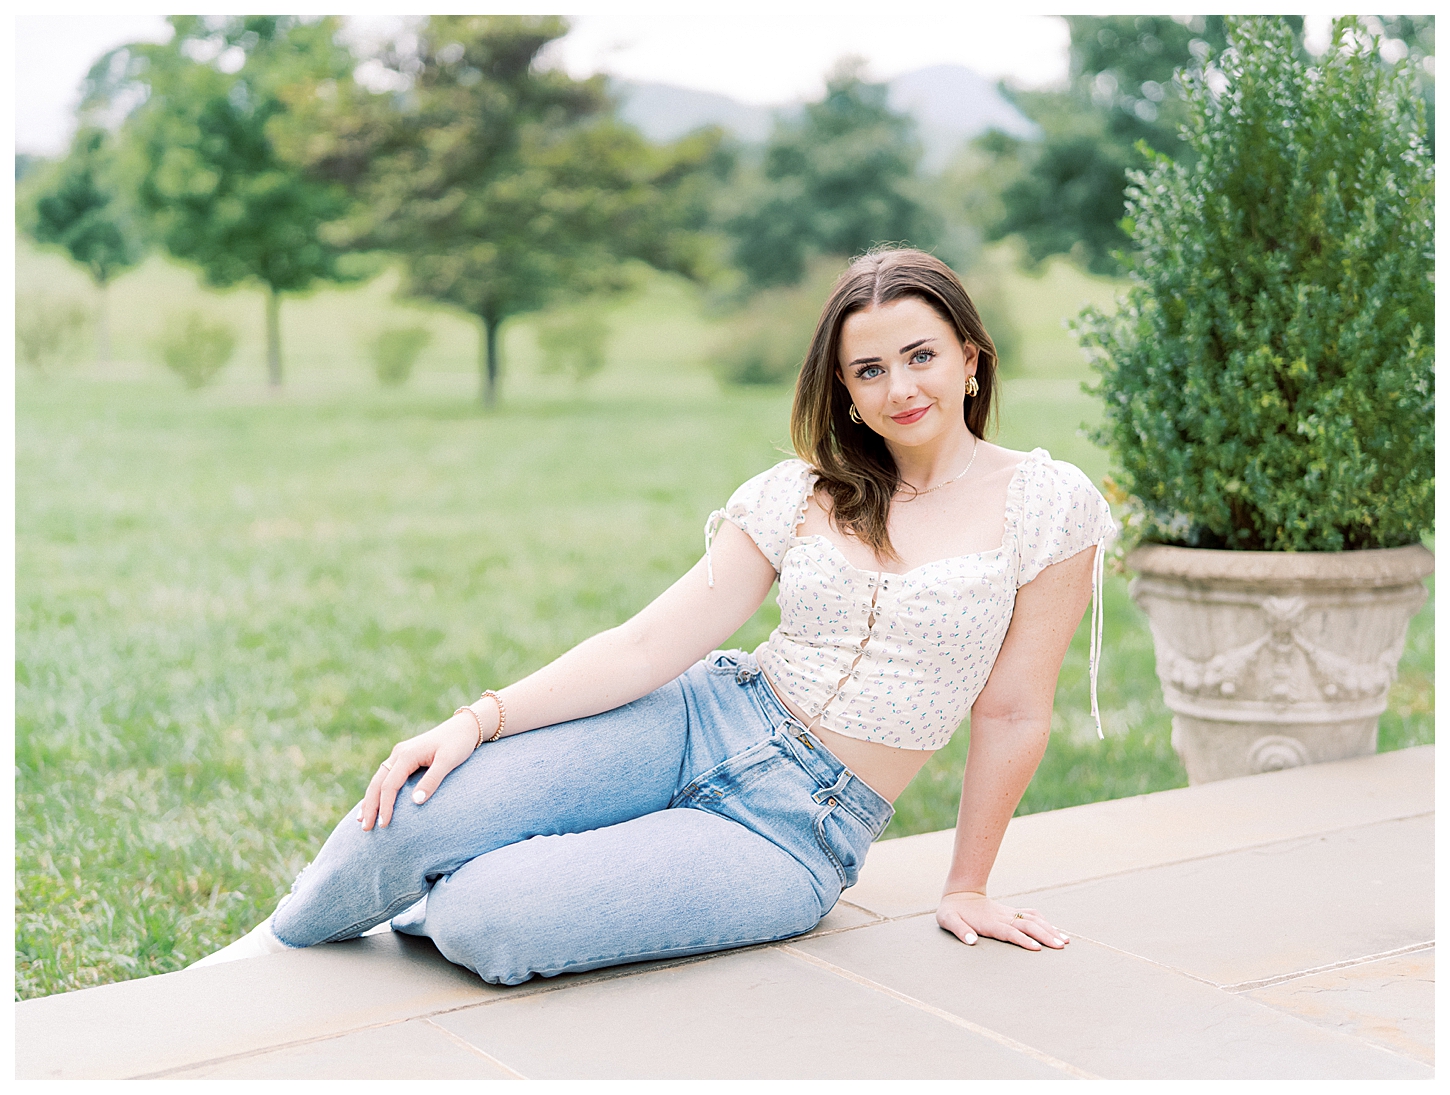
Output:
top-left (828, 797), bottom-right (837, 807)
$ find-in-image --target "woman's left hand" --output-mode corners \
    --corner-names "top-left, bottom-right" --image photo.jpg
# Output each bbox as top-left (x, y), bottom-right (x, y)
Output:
top-left (936, 889), bottom-right (1070, 951)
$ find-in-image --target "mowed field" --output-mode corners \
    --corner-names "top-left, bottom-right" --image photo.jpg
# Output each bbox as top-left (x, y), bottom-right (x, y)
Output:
top-left (16, 240), bottom-right (1434, 999)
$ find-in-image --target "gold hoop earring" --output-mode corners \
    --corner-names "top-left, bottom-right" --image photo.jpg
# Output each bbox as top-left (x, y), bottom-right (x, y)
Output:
top-left (965, 376), bottom-right (980, 398)
top-left (849, 404), bottom-right (863, 424)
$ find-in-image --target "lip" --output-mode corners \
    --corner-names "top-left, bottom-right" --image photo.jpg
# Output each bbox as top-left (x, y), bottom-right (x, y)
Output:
top-left (890, 406), bottom-right (931, 425)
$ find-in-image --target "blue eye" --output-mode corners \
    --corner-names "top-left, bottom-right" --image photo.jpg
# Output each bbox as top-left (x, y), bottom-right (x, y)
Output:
top-left (855, 364), bottom-right (885, 380)
top-left (911, 349), bottom-right (935, 365)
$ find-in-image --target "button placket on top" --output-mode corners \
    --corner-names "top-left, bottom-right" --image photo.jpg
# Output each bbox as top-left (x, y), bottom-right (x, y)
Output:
top-left (814, 571), bottom-right (883, 723)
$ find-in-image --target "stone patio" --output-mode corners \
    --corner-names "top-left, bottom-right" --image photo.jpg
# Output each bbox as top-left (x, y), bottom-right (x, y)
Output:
top-left (16, 745), bottom-right (1434, 1080)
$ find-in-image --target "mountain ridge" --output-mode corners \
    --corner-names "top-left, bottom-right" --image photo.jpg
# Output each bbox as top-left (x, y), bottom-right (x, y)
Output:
top-left (613, 63), bottom-right (1038, 170)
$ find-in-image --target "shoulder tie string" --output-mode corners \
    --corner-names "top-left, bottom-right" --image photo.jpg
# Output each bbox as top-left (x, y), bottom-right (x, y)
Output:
top-left (703, 508), bottom-right (727, 588)
top-left (1089, 539), bottom-right (1106, 740)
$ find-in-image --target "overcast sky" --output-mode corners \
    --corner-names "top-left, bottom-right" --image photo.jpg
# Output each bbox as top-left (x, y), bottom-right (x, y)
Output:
top-left (14, 8), bottom-right (1343, 159)
top-left (15, 8), bottom-right (1076, 157)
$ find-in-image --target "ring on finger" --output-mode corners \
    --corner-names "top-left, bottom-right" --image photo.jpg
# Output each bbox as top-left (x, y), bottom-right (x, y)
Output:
top-left (380, 759), bottom-right (394, 772)
top-left (1013, 912), bottom-right (1025, 919)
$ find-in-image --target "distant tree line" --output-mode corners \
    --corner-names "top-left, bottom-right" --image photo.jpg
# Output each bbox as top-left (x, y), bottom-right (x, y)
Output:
top-left (18, 14), bottom-right (1431, 398)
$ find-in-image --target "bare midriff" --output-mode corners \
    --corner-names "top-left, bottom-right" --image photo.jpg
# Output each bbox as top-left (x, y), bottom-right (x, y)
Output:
top-left (761, 667), bottom-right (938, 803)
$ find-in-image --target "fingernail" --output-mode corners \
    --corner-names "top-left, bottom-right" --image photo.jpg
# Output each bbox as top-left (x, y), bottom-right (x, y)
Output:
top-left (964, 932), bottom-right (978, 945)
top-left (413, 789), bottom-right (426, 804)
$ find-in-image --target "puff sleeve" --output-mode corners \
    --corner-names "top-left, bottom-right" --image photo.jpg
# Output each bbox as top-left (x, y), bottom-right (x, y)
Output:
top-left (704, 459), bottom-right (814, 585)
top-left (1015, 456), bottom-right (1117, 588)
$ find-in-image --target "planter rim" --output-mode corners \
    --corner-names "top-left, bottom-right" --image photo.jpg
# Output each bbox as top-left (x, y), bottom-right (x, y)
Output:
top-left (1126, 542), bottom-right (1433, 586)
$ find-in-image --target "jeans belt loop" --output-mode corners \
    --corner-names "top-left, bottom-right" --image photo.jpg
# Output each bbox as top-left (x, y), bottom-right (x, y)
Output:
top-left (812, 770), bottom-right (852, 805)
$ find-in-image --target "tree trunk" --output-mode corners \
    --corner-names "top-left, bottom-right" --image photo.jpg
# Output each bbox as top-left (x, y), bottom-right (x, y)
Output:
top-left (95, 280), bottom-right (111, 366)
top-left (265, 287), bottom-right (283, 387)
top-left (479, 313), bottom-right (500, 408)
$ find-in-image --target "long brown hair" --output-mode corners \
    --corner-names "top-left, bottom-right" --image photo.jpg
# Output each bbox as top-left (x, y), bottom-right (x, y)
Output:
top-left (789, 248), bottom-right (999, 561)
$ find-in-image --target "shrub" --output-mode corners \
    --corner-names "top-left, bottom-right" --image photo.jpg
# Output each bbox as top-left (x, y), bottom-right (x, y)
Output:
top-left (156, 311), bottom-right (236, 389)
top-left (1077, 16), bottom-right (1433, 551)
top-left (535, 310), bottom-right (608, 383)
top-left (16, 293), bottom-right (88, 372)
top-left (369, 325), bottom-right (432, 387)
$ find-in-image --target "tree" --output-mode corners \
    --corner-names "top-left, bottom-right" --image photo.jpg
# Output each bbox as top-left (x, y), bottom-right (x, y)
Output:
top-left (981, 16), bottom-right (1233, 274)
top-left (315, 15), bottom-right (728, 407)
top-left (725, 60), bottom-right (938, 289)
top-left (88, 16), bottom-right (361, 386)
top-left (28, 127), bottom-right (145, 363)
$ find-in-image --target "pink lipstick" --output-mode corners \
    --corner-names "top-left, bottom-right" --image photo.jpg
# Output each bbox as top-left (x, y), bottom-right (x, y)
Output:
top-left (890, 406), bottom-right (930, 425)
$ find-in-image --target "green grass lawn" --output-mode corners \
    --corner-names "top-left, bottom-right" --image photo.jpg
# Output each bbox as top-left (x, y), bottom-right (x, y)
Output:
top-left (15, 241), bottom-right (1433, 999)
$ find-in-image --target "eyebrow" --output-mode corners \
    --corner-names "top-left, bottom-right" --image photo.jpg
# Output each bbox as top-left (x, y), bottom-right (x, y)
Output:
top-left (847, 337), bottom-right (935, 367)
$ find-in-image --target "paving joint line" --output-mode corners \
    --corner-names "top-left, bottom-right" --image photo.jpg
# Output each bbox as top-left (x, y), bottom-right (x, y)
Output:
top-left (778, 944), bottom-right (1101, 1080)
top-left (129, 1017), bottom-right (432, 1080)
top-left (1050, 931), bottom-right (1436, 998)
top-left (130, 948), bottom-right (755, 1078)
top-left (845, 809), bottom-right (1433, 921)
top-left (420, 1016), bottom-right (528, 1079)
top-left (1218, 940), bottom-right (1435, 993)
top-left (987, 809), bottom-right (1434, 902)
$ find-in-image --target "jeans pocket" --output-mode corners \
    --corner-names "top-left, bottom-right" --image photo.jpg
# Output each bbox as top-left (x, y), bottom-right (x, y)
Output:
top-left (813, 802), bottom-right (873, 889)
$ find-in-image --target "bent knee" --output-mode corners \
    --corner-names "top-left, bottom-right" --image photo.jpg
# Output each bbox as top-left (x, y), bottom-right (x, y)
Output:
top-left (421, 876), bottom-right (540, 984)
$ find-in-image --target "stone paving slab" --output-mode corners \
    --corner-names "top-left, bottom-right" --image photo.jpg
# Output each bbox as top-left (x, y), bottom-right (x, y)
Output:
top-left (431, 945), bottom-right (1069, 1080)
top-left (162, 1017), bottom-right (518, 1080)
top-left (15, 745), bottom-right (1434, 1080)
top-left (792, 916), bottom-right (1429, 1080)
top-left (1038, 814), bottom-right (1433, 987)
top-left (844, 746), bottom-right (1434, 919)
top-left (14, 932), bottom-right (498, 1081)
top-left (1246, 948), bottom-right (1435, 1066)
top-left (16, 894), bottom-right (892, 1081)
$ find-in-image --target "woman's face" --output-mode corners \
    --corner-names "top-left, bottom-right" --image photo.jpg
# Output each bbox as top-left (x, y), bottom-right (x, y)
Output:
top-left (836, 296), bottom-right (978, 449)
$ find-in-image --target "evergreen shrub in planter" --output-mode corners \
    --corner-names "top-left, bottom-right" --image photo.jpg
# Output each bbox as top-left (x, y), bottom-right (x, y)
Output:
top-left (1077, 17), bottom-right (1434, 782)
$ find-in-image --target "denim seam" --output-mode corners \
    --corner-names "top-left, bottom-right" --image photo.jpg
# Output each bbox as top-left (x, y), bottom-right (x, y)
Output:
top-left (833, 798), bottom-right (882, 839)
top-left (774, 729), bottom-right (885, 837)
top-left (745, 676), bottom-right (791, 730)
top-left (666, 737), bottom-right (779, 809)
top-left (783, 730), bottom-right (881, 835)
top-left (811, 804), bottom-right (849, 887)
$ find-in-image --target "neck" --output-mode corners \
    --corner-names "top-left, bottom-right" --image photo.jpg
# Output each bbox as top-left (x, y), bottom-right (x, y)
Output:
top-left (888, 425), bottom-right (978, 493)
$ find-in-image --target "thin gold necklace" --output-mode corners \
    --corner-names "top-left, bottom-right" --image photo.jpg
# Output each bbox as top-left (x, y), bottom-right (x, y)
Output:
top-left (897, 436), bottom-right (980, 499)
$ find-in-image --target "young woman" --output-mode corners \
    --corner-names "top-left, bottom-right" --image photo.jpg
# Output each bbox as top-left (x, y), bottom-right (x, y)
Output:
top-left (196, 249), bottom-right (1114, 983)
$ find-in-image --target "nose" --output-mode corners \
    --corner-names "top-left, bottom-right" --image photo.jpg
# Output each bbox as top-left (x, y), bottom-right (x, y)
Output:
top-left (888, 367), bottom-right (919, 404)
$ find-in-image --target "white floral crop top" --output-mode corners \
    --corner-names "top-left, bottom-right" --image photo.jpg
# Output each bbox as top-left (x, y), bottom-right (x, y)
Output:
top-left (704, 450), bottom-right (1116, 751)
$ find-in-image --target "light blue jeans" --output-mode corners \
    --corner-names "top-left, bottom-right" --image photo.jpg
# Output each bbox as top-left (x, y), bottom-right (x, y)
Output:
top-left (271, 650), bottom-right (894, 985)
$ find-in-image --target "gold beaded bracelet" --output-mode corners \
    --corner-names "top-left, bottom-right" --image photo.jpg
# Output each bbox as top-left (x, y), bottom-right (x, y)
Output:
top-left (454, 691), bottom-right (504, 750)
top-left (453, 705), bottom-right (484, 747)
top-left (479, 690), bottom-right (505, 745)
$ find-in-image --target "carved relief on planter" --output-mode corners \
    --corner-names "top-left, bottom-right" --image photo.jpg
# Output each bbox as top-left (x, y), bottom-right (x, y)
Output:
top-left (1127, 544), bottom-right (1432, 784)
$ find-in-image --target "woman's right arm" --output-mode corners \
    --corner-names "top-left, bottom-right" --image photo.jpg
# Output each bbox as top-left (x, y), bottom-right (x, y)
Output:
top-left (360, 521), bottom-right (777, 828)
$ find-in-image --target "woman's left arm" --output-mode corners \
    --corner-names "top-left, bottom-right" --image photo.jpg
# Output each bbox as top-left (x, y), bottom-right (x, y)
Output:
top-left (935, 544), bottom-right (1097, 951)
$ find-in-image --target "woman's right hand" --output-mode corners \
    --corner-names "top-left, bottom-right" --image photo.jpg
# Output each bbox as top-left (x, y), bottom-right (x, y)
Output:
top-left (359, 708), bottom-right (488, 831)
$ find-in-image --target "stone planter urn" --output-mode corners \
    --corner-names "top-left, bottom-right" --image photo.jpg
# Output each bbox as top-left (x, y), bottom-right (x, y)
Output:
top-left (1127, 543), bottom-right (1433, 784)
